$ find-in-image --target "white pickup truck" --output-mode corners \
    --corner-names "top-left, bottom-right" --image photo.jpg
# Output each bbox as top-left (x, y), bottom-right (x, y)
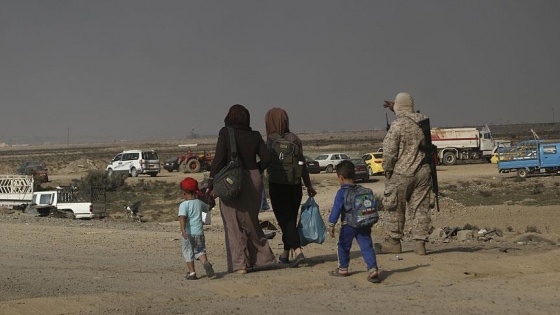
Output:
top-left (29, 186), bottom-right (107, 219)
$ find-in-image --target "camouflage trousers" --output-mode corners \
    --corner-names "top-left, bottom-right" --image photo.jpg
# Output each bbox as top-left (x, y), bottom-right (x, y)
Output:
top-left (382, 164), bottom-right (432, 241)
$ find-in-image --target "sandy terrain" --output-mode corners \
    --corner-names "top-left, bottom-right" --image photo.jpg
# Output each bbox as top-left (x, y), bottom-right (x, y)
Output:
top-left (1, 160), bottom-right (560, 315)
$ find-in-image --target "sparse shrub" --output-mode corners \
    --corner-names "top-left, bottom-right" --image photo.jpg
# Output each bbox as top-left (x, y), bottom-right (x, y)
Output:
top-left (445, 184), bottom-right (458, 191)
top-left (76, 170), bottom-right (127, 192)
top-left (525, 225), bottom-right (539, 233)
top-left (479, 190), bottom-right (492, 197)
top-left (459, 181), bottom-right (469, 188)
top-left (489, 181), bottom-right (504, 188)
top-left (530, 186), bottom-right (542, 195)
top-left (506, 226), bottom-right (514, 232)
top-left (463, 223), bottom-right (478, 230)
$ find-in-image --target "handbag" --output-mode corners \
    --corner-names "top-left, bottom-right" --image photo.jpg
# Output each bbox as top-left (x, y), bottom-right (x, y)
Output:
top-left (297, 196), bottom-right (326, 246)
top-left (212, 127), bottom-right (243, 201)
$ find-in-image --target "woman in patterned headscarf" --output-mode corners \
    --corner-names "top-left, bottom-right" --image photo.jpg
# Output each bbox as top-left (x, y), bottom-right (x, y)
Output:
top-left (208, 104), bottom-right (275, 274)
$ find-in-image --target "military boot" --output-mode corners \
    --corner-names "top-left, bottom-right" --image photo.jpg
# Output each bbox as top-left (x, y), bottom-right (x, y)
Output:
top-left (414, 240), bottom-right (427, 255)
top-left (374, 238), bottom-right (402, 254)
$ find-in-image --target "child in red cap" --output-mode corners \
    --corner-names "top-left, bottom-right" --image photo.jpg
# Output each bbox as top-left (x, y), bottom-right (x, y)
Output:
top-left (179, 177), bottom-right (215, 280)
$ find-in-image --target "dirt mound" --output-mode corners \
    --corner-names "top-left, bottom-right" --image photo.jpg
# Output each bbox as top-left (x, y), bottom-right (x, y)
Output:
top-left (56, 158), bottom-right (103, 173)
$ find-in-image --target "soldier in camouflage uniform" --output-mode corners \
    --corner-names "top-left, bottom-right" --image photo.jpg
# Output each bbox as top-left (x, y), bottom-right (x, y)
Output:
top-left (378, 92), bottom-right (432, 255)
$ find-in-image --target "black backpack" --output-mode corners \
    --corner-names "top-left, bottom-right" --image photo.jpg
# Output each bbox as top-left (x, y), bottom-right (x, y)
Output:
top-left (267, 133), bottom-right (303, 185)
top-left (343, 185), bottom-right (379, 228)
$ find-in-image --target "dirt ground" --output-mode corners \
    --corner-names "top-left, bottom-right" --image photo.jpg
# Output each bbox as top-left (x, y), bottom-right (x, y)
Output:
top-left (1, 161), bottom-right (560, 314)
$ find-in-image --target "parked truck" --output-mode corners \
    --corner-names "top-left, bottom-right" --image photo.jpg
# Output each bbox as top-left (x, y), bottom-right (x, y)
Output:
top-left (497, 140), bottom-right (560, 178)
top-left (431, 125), bottom-right (496, 165)
top-left (1, 175), bottom-right (106, 219)
top-left (0, 175), bottom-right (34, 208)
top-left (28, 186), bottom-right (107, 219)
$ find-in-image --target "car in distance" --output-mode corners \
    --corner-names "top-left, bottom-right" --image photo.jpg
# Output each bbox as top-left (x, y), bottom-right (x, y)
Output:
top-left (347, 158), bottom-right (370, 182)
top-left (314, 153), bottom-right (350, 173)
top-left (304, 156), bottom-right (321, 174)
top-left (18, 161), bottom-right (49, 183)
top-left (163, 158), bottom-right (180, 172)
top-left (361, 152), bottom-right (384, 176)
top-left (107, 150), bottom-right (161, 177)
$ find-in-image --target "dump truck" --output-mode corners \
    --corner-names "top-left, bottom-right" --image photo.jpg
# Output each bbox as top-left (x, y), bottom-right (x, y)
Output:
top-left (431, 125), bottom-right (496, 165)
top-left (497, 140), bottom-right (560, 178)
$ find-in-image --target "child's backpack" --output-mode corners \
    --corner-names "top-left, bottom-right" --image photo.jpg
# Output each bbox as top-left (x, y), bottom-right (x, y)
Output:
top-left (267, 133), bottom-right (303, 185)
top-left (344, 185), bottom-right (379, 228)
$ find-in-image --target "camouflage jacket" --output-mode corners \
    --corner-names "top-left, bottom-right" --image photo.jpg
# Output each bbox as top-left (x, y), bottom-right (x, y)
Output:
top-left (382, 112), bottom-right (428, 176)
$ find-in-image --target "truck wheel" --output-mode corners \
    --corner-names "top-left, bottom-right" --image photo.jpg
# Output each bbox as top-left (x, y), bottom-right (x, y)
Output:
top-left (63, 210), bottom-right (75, 219)
top-left (107, 168), bottom-right (114, 177)
top-left (368, 166), bottom-right (373, 176)
top-left (130, 168), bottom-right (138, 177)
top-left (325, 165), bottom-right (334, 173)
top-left (150, 173), bottom-right (157, 177)
top-left (517, 168), bottom-right (528, 178)
top-left (187, 159), bottom-right (201, 173)
top-left (442, 152), bottom-right (456, 166)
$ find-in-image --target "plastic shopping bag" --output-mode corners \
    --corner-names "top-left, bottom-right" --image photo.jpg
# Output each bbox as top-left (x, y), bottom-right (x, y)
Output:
top-left (297, 196), bottom-right (326, 246)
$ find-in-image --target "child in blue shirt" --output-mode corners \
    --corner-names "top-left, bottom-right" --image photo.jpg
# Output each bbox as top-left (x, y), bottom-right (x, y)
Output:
top-left (327, 160), bottom-right (380, 283)
top-left (179, 177), bottom-right (215, 280)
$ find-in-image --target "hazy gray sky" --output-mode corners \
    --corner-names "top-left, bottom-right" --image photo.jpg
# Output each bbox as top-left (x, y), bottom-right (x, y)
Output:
top-left (1, 0), bottom-right (559, 144)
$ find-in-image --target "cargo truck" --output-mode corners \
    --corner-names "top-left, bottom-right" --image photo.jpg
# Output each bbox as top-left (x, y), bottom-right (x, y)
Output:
top-left (497, 140), bottom-right (560, 178)
top-left (431, 125), bottom-right (496, 165)
top-left (0, 175), bottom-right (34, 208)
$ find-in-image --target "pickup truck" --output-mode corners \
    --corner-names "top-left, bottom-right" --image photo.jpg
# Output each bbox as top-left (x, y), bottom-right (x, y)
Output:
top-left (27, 186), bottom-right (107, 219)
top-left (497, 141), bottom-right (560, 178)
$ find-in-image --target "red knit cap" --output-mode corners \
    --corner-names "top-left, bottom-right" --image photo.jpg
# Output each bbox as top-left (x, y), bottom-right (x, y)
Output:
top-left (180, 177), bottom-right (199, 192)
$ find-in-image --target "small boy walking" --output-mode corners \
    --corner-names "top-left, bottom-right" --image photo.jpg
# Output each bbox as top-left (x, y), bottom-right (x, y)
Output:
top-left (327, 160), bottom-right (380, 283)
top-left (178, 177), bottom-right (215, 280)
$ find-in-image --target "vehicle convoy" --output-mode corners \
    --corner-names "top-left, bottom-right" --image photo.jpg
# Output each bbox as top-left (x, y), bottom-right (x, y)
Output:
top-left (107, 150), bottom-right (160, 177)
top-left (165, 145), bottom-right (215, 173)
top-left (431, 125), bottom-right (496, 165)
top-left (497, 140), bottom-right (560, 178)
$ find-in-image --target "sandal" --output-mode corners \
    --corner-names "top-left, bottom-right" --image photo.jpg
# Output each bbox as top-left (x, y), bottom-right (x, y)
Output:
top-left (289, 253), bottom-right (305, 268)
top-left (185, 272), bottom-right (197, 280)
top-left (203, 261), bottom-right (215, 279)
top-left (328, 268), bottom-right (349, 277)
top-left (367, 270), bottom-right (380, 283)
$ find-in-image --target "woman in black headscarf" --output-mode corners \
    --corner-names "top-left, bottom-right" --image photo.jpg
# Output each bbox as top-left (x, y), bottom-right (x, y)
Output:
top-left (208, 104), bottom-right (275, 274)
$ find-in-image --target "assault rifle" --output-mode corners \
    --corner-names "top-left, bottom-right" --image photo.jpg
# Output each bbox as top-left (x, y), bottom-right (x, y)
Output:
top-left (385, 113), bottom-right (390, 131)
top-left (417, 118), bottom-right (440, 212)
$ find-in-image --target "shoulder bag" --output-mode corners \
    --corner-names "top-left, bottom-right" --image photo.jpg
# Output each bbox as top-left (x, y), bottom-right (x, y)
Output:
top-left (212, 127), bottom-right (243, 201)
